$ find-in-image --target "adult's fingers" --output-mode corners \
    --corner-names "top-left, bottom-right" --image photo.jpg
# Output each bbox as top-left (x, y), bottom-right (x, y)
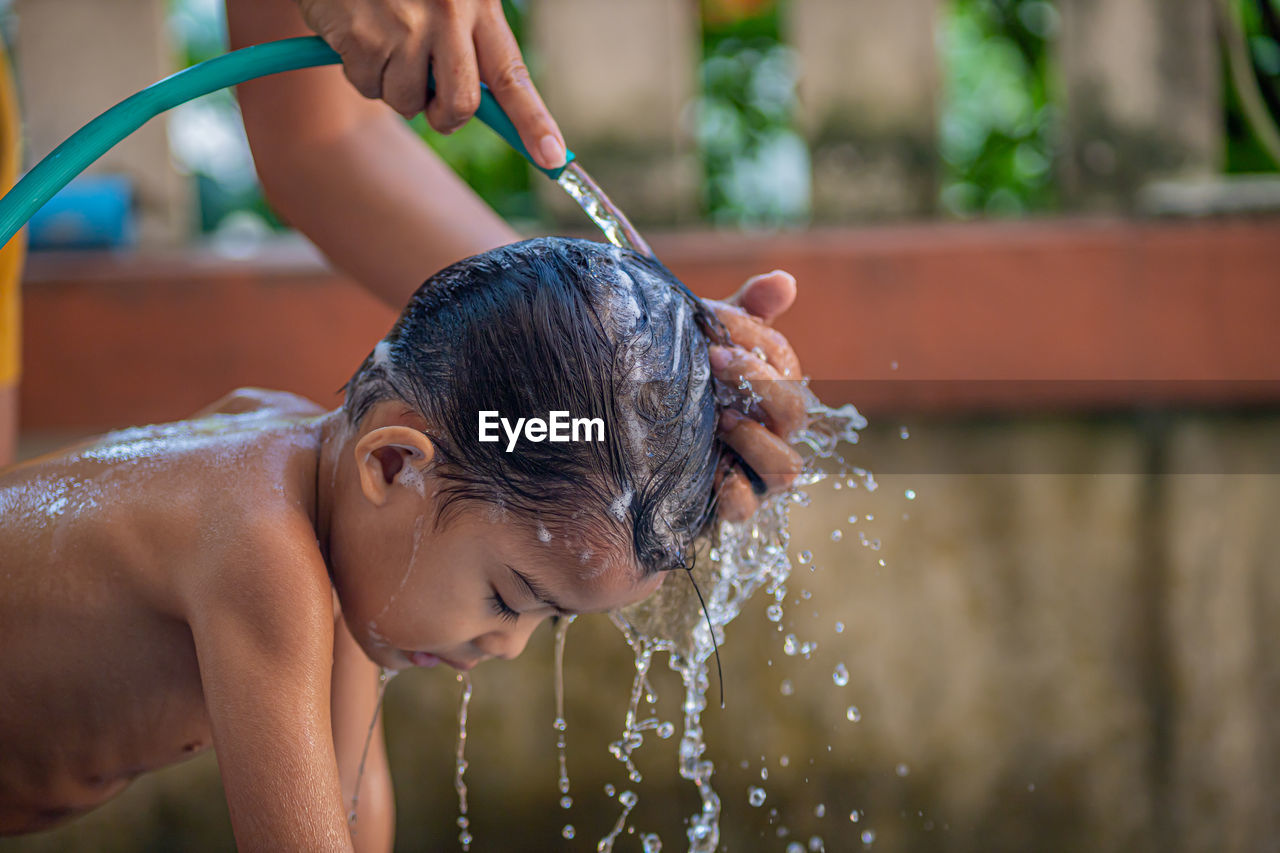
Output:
top-left (708, 305), bottom-right (802, 379)
top-left (717, 411), bottom-right (804, 495)
top-left (473, 4), bottom-right (566, 169)
top-left (726, 269), bottom-right (796, 322)
top-left (380, 11), bottom-right (433, 117)
top-left (424, 17), bottom-right (481, 132)
top-left (301, 0), bottom-right (392, 100)
top-left (709, 345), bottom-right (808, 440)
top-left (713, 467), bottom-right (758, 523)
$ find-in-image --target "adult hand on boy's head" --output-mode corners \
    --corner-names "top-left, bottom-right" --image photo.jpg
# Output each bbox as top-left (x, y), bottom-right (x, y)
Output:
top-left (704, 270), bottom-right (811, 523)
top-left (297, 0), bottom-right (568, 169)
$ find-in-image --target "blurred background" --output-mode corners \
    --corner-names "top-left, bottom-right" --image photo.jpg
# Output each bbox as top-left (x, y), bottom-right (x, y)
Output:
top-left (3, 0), bottom-right (1280, 851)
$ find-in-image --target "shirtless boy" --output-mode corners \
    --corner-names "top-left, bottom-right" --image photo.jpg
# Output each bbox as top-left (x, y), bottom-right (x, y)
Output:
top-left (0, 238), bottom-right (805, 850)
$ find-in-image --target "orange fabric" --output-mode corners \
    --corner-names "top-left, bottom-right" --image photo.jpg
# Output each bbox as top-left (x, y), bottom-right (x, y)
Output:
top-left (0, 35), bottom-right (24, 387)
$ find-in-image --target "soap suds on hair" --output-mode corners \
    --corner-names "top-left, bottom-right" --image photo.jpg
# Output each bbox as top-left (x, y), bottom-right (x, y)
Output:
top-left (536, 523), bottom-right (552, 543)
top-left (609, 488), bottom-right (633, 521)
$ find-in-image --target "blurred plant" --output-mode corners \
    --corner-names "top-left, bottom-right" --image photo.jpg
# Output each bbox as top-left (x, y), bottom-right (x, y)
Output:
top-left (1223, 0), bottom-right (1280, 172)
top-left (939, 0), bottom-right (1057, 218)
top-left (695, 0), bottom-right (810, 227)
top-left (167, 0), bottom-right (279, 234)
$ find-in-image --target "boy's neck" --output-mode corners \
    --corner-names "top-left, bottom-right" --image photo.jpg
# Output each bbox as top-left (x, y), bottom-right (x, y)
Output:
top-left (312, 409), bottom-right (348, 571)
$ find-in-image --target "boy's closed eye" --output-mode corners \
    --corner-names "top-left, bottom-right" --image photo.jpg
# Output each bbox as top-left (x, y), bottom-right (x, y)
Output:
top-left (488, 588), bottom-right (520, 623)
top-left (504, 564), bottom-right (574, 618)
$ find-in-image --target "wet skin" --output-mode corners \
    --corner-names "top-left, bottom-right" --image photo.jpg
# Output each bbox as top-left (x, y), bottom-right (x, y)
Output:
top-left (0, 389), bottom-right (658, 849)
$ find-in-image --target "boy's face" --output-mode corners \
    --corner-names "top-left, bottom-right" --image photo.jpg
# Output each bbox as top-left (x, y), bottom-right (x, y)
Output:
top-left (330, 500), bottom-right (664, 673)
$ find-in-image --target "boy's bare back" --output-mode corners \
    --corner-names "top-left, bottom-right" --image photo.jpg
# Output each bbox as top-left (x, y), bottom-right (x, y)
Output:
top-left (0, 390), bottom-right (385, 845)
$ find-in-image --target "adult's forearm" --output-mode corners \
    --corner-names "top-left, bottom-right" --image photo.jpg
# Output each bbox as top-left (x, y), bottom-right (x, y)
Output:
top-left (249, 107), bottom-right (519, 306)
top-left (228, 0), bottom-right (520, 308)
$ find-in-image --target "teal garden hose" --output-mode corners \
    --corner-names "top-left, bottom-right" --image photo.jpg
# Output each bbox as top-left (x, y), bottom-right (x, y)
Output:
top-left (0, 36), bottom-right (575, 249)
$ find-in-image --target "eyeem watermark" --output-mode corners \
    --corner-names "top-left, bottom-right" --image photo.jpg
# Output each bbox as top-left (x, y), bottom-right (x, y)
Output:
top-left (478, 411), bottom-right (604, 452)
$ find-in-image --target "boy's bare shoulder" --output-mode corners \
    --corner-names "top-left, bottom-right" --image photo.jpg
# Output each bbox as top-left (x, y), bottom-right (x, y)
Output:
top-left (192, 387), bottom-right (327, 419)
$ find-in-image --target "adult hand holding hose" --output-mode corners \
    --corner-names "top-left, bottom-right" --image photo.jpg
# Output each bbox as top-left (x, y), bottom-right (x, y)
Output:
top-left (297, 0), bottom-right (568, 169)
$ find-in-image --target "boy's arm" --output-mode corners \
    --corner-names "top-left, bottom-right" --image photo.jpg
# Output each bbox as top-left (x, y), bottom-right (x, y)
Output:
top-left (189, 540), bottom-right (353, 852)
top-left (331, 607), bottom-right (394, 853)
top-left (226, 0), bottom-right (520, 308)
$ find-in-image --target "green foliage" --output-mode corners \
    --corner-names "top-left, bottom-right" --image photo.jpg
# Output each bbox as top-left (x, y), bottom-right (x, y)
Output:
top-left (940, 0), bottom-right (1057, 217)
top-left (409, 113), bottom-right (536, 220)
top-left (1224, 0), bottom-right (1280, 173)
top-left (696, 2), bottom-right (809, 226)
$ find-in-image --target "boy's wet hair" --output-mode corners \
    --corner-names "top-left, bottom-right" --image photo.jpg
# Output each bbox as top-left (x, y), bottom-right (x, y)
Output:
top-left (344, 237), bottom-right (721, 575)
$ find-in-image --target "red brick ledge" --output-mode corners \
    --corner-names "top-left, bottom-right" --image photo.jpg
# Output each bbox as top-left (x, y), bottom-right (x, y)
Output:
top-left (19, 218), bottom-right (1280, 431)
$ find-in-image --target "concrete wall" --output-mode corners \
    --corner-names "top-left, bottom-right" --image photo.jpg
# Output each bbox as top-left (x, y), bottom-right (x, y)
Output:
top-left (1056, 0), bottom-right (1221, 210)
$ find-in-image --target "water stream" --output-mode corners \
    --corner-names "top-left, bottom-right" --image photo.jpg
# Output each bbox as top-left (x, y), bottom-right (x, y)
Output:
top-left (554, 615), bottom-right (577, 840)
top-left (348, 667), bottom-right (395, 833)
top-left (454, 672), bottom-right (475, 851)
top-left (557, 162), bottom-right (652, 257)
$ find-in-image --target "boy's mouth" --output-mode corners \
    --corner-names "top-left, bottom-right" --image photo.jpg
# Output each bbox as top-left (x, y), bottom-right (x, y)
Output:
top-left (407, 650), bottom-right (475, 671)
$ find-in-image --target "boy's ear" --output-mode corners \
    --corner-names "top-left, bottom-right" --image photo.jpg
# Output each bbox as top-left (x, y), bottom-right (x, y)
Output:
top-left (353, 426), bottom-right (436, 507)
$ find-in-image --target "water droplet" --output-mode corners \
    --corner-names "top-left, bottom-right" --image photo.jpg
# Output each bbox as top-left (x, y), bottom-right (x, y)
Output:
top-left (899, 426), bottom-right (910, 439)
top-left (656, 721), bottom-right (675, 739)
top-left (783, 634), bottom-right (799, 656)
top-left (766, 603), bottom-right (784, 622)
top-left (890, 360), bottom-right (899, 370)
top-left (560, 795), bottom-right (573, 809)
top-left (761, 767), bottom-right (769, 781)
top-left (846, 706), bottom-right (861, 722)
top-left (562, 824), bottom-right (575, 839)
top-left (780, 679), bottom-right (794, 696)
top-left (808, 836), bottom-right (825, 852)
top-left (604, 783), bottom-right (616, 797)
top-left (748, 786), bottom-right (767, 807)
top-left (797, 550), bottom-right (812, 564)
top-left (619, 790), bottom-right (638, 808)
top-left (834, 621), bottom-right (845, 634)
top-left (800, 589), bottom-right (812, 600)
top-left (896, 763), bottom-right (910, 777)
top-left (787, 843), bottom-right (805, 853)
top-left (833, 663), bottom-right (849, 687)
top-left (814, 803), bottom-right (826, 818)
top-left (642, 833), bottom-right (663, 853)
top-left (905, 488), bottom-right (916, 500)
top-left (1028, 782), bottom-right (1036, 792)
top-left (849, 809), bottom-right (860, 823)
top-left (861, 828), bottom-right (876, 845)
top-left (830, 529), bottom-right (843, 542)
top-left (779, 755), bottom-right (790, 767)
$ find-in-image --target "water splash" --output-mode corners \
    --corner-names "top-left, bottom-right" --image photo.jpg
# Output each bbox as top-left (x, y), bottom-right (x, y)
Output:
top-left (598, 789), bottom-right (639, 852)
top-left (454, 673), bottom-right (474, 851)
top-left (611, 400), bottom-right (867, 852)
top-left (554, 616), bottom-right (577, 813)
top-left (607, 642), bottom-right (654, 785)
top-left (348, 667), bottom-right (395, 831)
top-left (556, 162), bottom-right (652, 256)
top-left (557, 155), bottom-right (870, 851)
